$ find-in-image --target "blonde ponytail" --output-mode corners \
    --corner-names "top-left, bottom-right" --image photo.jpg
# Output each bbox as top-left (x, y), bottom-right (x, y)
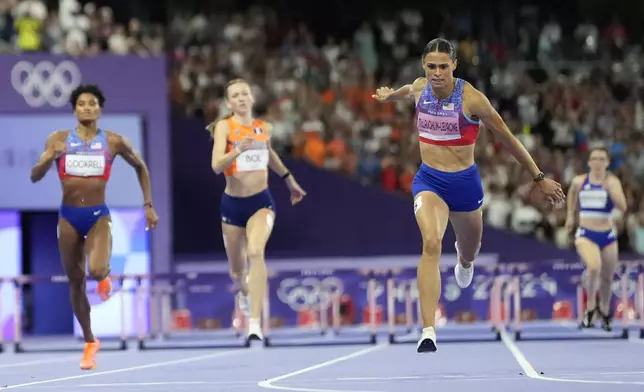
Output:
top-left (205, 113), bottom-right (235, 138)
top-left (205, 121), bottom-right (217, 137)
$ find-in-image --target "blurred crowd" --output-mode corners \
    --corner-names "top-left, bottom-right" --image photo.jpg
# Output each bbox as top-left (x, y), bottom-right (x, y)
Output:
top-left (5, 0), bottom-right (644, 255)
top-left (0, 0), bottom-right (164, 55)
top-left (165, 6), bottom-right (644, 255)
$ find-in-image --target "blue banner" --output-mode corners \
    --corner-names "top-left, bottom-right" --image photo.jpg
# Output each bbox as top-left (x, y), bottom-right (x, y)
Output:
top-left (172, 261), bottom-right (640, 330)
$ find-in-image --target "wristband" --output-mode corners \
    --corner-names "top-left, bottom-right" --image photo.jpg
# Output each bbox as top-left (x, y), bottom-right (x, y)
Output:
top-left (282, 172), bottom-right (291, 180)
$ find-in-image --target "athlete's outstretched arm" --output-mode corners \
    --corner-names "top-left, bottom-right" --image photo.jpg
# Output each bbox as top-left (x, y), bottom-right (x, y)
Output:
top-left (373, 77), bottom-right (426, 102)
top-left (113, 134), bottom-right (153, 204)
top-left (30, 131), bottom-right (64, 183)
top-left (375, 84), bottom-right (413, 102)
top-left (468, 88), bottom-right (541, 178)
top-left (209, 120), bottom-right (242, 174)
top-left (565, 175), bottom-right (582, 230)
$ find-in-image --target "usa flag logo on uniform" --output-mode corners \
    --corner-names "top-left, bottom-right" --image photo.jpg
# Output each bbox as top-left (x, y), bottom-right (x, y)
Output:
top-left (253, 127), bottom-right (263, 135)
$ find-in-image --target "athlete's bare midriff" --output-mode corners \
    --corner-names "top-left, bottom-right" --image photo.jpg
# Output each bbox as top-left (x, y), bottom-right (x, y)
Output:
top-left (419, 143), bottom-right (475, 172)
top-left (578, 217), bottom-right (614, 232)
top-left (225, 171), bottom-right (269, 197)
top-left (61, 178), bottom-right (107, 206)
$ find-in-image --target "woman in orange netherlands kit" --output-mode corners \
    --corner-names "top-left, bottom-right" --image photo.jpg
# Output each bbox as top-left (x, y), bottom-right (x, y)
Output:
top-left (30, 84), bottom-right (158, 369)
top-left (208, 78), bottom-right (306, 341)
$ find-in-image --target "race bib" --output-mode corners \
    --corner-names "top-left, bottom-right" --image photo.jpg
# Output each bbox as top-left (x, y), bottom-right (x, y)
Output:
top-left (417, 111), bottom-right (461, 141)
top-left (578, 189), bottom-right (608, 209)
top-left (65, 154), bottom-right (106, 177)
top-left (236, 149), bottom-right (269, 172)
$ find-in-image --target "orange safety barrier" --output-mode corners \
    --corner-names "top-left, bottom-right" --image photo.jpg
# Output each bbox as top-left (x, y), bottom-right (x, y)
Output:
top-left (552, 300), bottom-right (574, 319)
top-left (363, 305), bottom-right (384, 324)
top-left (297, 308), bottom-right (318, 326)
top-left (435, 303), bottom-right (447, 326)
top-left (172, 309), bottom-right (192, 330)
top-left (615, 299), bottom-right (635, 320)
top-left (340, 294), bottom-right (355, 324)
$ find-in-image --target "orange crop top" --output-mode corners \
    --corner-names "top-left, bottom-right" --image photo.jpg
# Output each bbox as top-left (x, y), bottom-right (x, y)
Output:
top-left (224, 117), bottom-right (271, 176)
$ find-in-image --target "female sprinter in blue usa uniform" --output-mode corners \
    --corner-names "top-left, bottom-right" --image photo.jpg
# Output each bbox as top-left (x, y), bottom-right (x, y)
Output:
top-left (565, 147), bottom-right (627, 331)
top-left (208, 78), bottom-right (306, 342)
top-left (373, 38), bottom-right (565, 352)
top-left (30, 84), bottom-right (158, 369)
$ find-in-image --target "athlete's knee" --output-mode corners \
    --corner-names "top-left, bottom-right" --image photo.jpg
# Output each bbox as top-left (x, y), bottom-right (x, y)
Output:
top-left (246, 245), bottom-right (266, 263)
top-left (599, 275), bottom-right (612, 289)
top-left (68, 276), bottom-right (86, 294)
top-left (88, 262), bottom-right (110, 281)
top-left (584, 266), bottom-right (600, 294)
top-left (578, 251), bottom-right (601, 273)
top-left (229, 269), bottom-right (247, 281)
top-left (585, 260), bottom-right (601, 275)
top-left (458, 241), bottom-right (481, 263)
top-left (246, 245), bottom-right (267, 279)
top-left (421, 237), bottom-right (442, 260)
top-left (599, 267), bottom-right (614, 284)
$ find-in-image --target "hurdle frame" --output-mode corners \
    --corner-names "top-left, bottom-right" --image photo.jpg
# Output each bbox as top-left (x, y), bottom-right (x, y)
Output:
top-left (637, 269), bottom-right (644, 339)
top-left (505, 266), bottom-right (632, 341)
top-left (8, 275), bottom-right (129, 353)
top-left (135, 271), bottom-right (379, 350)
top-left (142, 277), bottom-right (244, 339)
top-left (0, 277), bottom-right (6, 353)
top-left (134, 275), bottom-right (251, 350)
top-left (386, 272), bottom-right (503, 345)
top-left (262, 277), bottom-right (379, 348)
top-left (5, 264), bottom-right (641, 352)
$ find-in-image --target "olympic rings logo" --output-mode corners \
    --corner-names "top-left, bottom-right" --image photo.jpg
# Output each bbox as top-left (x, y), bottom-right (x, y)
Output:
top-left (10, 60), bottom-right (82, 108)
top-left (276, 277), bottom-right (344, 312)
